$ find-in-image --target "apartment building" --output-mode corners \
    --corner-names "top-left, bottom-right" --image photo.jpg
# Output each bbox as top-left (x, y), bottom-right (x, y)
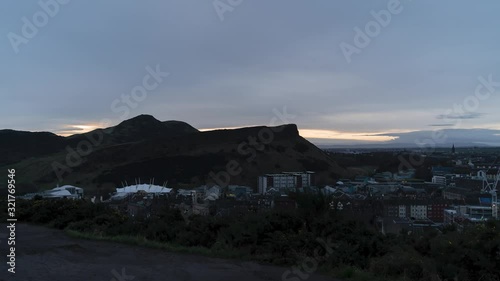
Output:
top-left (258, 171), bottom-right (315, 194)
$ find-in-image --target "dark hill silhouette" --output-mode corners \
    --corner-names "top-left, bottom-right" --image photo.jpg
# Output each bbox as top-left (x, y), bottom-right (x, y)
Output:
top-left (0, 115), bottom-right (350, 194)
top-left (67, 114), bottom-right (199, 146)
top-left (0, 130), bottom-right (65, 165)
top-left (1, 115), bottom-right (199, 165)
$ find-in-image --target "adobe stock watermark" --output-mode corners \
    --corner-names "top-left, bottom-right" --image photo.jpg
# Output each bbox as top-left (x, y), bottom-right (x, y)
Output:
top-left (7, 0), bottom-right (70, 54)
top-left (209, 106), bottom-right (296, 187)
top-left (339, 0), bottom-right (411, 64)
top-left (51, 64), bottom-right (170, 181)
top-left (398, 74), bottom-right (500, 172)
top-left (110, 268), bottom-right (135, 281)
top-left (281, 236), bottom-right (335, 281)
top-left (110, 65), bottom-right (170, 120)
top-left (213, 0), bottom-right (243, 21)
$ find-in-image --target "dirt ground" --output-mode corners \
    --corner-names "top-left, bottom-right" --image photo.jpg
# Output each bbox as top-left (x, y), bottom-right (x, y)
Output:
top-left (0, 224), bottom-right (339, 281)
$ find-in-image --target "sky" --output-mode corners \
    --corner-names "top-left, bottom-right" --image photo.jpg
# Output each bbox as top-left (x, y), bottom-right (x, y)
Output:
top-left (1, 0), bottom-right (500, 144)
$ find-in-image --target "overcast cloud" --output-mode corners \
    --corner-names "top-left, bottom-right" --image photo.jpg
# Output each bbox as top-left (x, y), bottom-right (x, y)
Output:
top-left (1, 0), bottom-right (499, 142)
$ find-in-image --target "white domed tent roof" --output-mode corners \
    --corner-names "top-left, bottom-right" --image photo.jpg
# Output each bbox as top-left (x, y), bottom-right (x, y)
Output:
top-left (45, 189), bottom-right (72, 197)
top-left (116, 184), bottom-right (172, 194)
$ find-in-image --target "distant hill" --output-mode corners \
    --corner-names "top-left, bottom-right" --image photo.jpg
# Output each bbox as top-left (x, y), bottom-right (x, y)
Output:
top-left (0, 130), bottom-right (66, 166)
top-left (316, 128), bottom-right (500, 148)
top-left (0, 115), bottom-right (199, 166)
top-left (67, 114), bottom-right (200, 146)
top-left (0, 115), bottom-right (350, 195)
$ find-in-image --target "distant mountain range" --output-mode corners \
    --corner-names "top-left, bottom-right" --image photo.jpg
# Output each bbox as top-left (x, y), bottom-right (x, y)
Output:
top-left (0, 115), bottom-right (349, 195)
top-left (314, 129), bottom-right (500, 148)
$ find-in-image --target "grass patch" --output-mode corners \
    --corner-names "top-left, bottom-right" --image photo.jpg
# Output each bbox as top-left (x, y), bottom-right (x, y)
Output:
top-left (64, 229), bottom-right (246, 260)
top-left (64, 230), bottom-right (402, 280)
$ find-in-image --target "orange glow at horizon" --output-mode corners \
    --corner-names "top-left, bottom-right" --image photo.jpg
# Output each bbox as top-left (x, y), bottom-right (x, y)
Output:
top-left (57, 124), bottom-right (100, 137)
top-left (299, 129), bottom-right (398, 142)
top-left (200, 127), bottom-right (402, 142)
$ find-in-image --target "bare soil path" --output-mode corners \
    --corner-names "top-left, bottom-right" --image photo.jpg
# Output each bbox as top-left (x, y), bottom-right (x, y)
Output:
top-left (0, 224), bottom-right (339, 281)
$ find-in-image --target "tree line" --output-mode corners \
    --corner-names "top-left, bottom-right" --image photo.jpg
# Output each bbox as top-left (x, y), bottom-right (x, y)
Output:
top-left (3, 194), bottom-right (499, 281)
